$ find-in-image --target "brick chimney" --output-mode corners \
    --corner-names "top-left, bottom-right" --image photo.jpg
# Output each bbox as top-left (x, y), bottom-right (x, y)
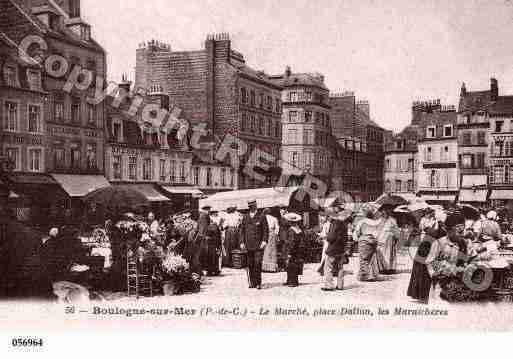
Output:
top-left (285, 65), bottom-right (291, 77)
top-left (491, 78), bottom-right (499, 101)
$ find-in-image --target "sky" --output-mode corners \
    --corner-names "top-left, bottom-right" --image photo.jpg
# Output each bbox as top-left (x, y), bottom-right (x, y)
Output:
top-left (81, 0), bottom-right (513, 132)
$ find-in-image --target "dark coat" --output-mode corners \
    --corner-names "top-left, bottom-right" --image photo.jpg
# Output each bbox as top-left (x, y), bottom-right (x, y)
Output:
top-left (240, 211), bottom-right (269, 251)
top-left (325, 219), bottom-right (349, 257)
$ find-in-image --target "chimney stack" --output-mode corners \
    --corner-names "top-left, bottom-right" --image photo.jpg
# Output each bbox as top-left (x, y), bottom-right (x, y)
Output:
top-left (491, 78), bottom-right (499, 101)
top-left (285, 65), bottom-right (291, 77)
top-left (460, 82), bottom-right (466, 97)
top-left (118, 73), bottom-right (132, 94)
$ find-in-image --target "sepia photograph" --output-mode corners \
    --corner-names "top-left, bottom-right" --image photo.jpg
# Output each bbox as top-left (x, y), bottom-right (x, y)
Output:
top-left (2, 0), bottom-right (513, 343)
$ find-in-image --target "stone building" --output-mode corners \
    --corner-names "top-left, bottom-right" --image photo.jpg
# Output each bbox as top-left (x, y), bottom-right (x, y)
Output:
top-left (134, 34), bottom-right (282, 190)
top-left (384, 125), bottom-right (420, 197)
top-left (329, 93), bottom-right (385, 201)
top-left (416, 103), bottom-right (458, 204)
top-left (269, 67), bottom-right (332, 185)
top-left (457, 80), bottom-right (495, 204)
top-left (0, 0), bottom-right (108, 223)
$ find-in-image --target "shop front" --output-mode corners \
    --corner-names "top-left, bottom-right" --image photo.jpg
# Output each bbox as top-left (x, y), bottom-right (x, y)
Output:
top-left (159, 186), bottom-right (204, 214)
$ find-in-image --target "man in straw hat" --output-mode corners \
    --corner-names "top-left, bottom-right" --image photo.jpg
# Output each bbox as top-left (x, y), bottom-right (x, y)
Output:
top-left (240, 199), bottom-right (269, 289)
top-left (321, 207), bottom-right (353, 291)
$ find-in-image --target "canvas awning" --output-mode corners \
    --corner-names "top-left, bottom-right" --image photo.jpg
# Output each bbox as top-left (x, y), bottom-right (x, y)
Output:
top-left (461, 175), bottom-right (487, 187)
top-left (114, 184), bottom-right (171, 202)
top-left (199, 187), bottom-right (299, 211)
top-left (490, 190), bottom-right (513, 200)
top-left (160, 186), bottom-right (204, 197)
top-left (459, 189), bottom-right (488, 202)
top-left (421, 194), bottom-right (456, 202)
top-left (50, 174), bottom-right (110, 197)
top-left (6, 173), bottom-right (67, 204)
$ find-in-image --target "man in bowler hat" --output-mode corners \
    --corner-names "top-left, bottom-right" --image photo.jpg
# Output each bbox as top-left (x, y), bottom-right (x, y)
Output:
top-left (240, 200), bottom-right (268, 289)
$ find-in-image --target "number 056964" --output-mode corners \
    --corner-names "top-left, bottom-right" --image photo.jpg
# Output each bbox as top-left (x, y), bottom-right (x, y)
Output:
top-left (11, 338), bottom-right (44, 347)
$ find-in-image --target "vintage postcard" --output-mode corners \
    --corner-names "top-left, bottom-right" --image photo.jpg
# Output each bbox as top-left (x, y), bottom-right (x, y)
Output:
top-left (2, 0), bottom-right (513, 342)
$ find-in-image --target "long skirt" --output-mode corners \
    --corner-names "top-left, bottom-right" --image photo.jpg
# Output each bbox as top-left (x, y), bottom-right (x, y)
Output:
top-left (375, 237), bottom-right (397, 274)
top-left (206, 242), bottom-right (220, 275)
top-left (358, 239), bottom-right (378, 281)
top-left (407, 239), bottom-right (433, 301)
top-left (223, 227), bottom-right (239, 267)
top-left (262, 233), bottom-right (279, 272)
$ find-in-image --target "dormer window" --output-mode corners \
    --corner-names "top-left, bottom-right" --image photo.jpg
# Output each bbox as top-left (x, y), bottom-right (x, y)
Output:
top-left (49, 14), bottom-right (60, 31)
top-left (3, 64), bottom-right (17, 87)
top-left (27, 69), bottom-right (42, 91)
top-left (81, 25), bottom-right (91, 41)
top-left (70, 0), bottom-right (81, 18)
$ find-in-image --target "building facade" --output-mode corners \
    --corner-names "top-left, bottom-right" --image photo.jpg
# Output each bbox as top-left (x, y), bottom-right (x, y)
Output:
top-left (0, 0), bottom-right (108, 223)
top-left (329, 93), bottom-right (385, 201)
top-left (269, 67), bottom-right (332, 185)
top-left (416, 105), bottom-right (458, 204)
top-left (457, 81), bottom-right (494, 204)
top-left (384, 125), bottom-right (420, 196)
top-left (134, 34), bottom-right (282, 190)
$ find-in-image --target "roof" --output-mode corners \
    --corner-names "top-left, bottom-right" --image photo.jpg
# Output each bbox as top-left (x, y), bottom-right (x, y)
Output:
top-left (233, 64), bottom-right (282, 90)
top-left (4, 0), bottom-right (104, 53)
top-left (270, 72), bottom-right (328, 91)
top-left (486, 96), bottom-right (513, 116)
top-left (458, 90), bottom-right (492, 113)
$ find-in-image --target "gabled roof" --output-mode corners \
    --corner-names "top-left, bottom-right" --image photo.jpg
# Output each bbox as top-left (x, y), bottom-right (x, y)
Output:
top-left (234, 63), bottom-right (282, 90)
top-left (3, 0), bottom-right (104, 53)
top-left (270, 72), bottom-right (328, 91)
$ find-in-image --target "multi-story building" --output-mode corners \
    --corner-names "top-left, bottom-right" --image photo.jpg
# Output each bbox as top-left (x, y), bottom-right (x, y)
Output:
top-left (1, 0), bottom-right (108, 223)
top-left (105, 80), bottom-right (235, 212)
top-left (269, 66), bottom-right (332, 185)
top-left (134, 34), bottom-right (282, 190)
top-left (384, 125), bottom-right (420, 198)
top-left (329, 93), bottom-right (385, 201)
top-left (416, 104), bottom-right (458, 204)
top-left (457, 80), bottom-right (494, 204)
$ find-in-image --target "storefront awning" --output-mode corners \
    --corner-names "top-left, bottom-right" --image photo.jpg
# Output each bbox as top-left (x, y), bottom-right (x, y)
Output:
top-left (5, 173), bottom-right (67, 204)
top-left (490, 190), bottom-right (513, 200)
top-left (421, 194), bottom-right (456, 202)
top-left (459, 189), bottom-right (487, 202)
top-left (461, 175), bottom-right (487, 187)
top-left (200, 187), bottom-right (299, 211)
top-left (160, 186), bottom-right (204, 197)
top-left (51, 174), bottom-right (110, 197)
top-left (115, 184), bottom-right (171, 202)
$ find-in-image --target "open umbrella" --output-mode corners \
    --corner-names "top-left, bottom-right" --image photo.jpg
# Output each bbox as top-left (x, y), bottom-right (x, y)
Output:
top-left (375, 194), bottom-right (408, 207)
top-left (457, 204), bottom-right (480, 221)
top-left (83, 185), bottom-right (149, 211)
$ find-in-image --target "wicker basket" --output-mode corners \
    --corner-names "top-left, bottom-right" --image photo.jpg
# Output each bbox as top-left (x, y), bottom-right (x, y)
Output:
top-left (231, 250), bottom-right (247, 269)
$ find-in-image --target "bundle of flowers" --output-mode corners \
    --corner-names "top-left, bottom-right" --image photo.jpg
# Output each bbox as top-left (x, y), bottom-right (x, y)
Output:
top-left (159, 253), bottom-right (200, 294)
top-left (162, 254), bottom-right (190, 275)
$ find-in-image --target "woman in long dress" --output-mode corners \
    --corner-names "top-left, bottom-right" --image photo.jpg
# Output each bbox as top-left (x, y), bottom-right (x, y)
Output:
top-left (407, 209), bottom-right (445, 303)
top-left (262, 208), bottom-right (280, 272)
top-left (283, 213), bottom-right (305, 287)
top-left (374, 204), bottom-right (400, 274)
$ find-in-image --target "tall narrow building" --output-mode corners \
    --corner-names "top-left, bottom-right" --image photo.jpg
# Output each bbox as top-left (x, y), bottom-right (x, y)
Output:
top-left (134, 34), bottom-right (283, 190)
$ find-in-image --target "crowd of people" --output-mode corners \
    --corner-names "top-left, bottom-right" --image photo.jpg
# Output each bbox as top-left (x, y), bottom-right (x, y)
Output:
top-left (4, 193), bottom-right (513, 303)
